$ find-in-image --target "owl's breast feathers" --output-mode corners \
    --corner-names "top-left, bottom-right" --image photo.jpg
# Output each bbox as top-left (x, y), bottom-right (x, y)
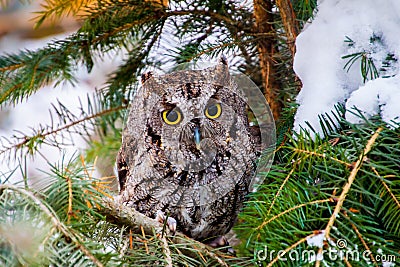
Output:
top-left (117, 123), bottom-right (259, 239)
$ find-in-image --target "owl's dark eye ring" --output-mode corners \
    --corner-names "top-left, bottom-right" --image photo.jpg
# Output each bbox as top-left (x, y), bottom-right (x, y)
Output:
top-left (205, 103), bottom-right (222, 119)
top-left (162, 109), bottom-right (182, 125)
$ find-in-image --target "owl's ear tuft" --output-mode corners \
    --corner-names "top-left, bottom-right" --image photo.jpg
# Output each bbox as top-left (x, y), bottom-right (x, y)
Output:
top-left (141, 71), bottom-right (153, 84)
top-left (213, 55), bottom-right (230, 85)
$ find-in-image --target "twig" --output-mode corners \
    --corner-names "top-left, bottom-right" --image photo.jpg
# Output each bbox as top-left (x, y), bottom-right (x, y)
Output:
top-left (0, 105), bottom-right (126, 157)
top-left (98, 198), bottom-right (230, 266)
top-left (64, 171), bottom-right (73, 224)
top-left (159, 235), bottom-right (173, 267)
top-left (100, 197), bottom-right (166, 235)
top-left (344, 212), bottom-right (378, 266)
top-left (371, 167), bottom-right (400, 209)
top-left (315, 127), bottom-right (383, 267)
top-left (202, 249), bottom-right (229, 267)
top-left (267, 232), bottom-right (320, 267)
top-left (0, 184), bottom-right (104, 267)
top-left (266, 166), bottom-right (295, 216)
top-left (293, 148), bottom-right (352, 168)
top-left (0, 63), bottom-right (24, 72)
top-left (258, 198), bottom-right (333, 230)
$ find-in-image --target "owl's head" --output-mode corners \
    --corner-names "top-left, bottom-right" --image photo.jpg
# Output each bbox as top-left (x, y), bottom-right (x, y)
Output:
top-left (136, 58), bottom-right (254, 172)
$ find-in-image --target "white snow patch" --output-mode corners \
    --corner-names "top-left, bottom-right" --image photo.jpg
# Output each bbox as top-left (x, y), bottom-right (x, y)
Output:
top-left (0, 33), bottom-right (124, 183)
top-left (346, 74), bottom-right (400, 126)
top-left (382, 262), bottom-right (395, 267)
top-left (306, 230), bottom-right (325, 248)
top-left (293, 0), bottom-right (400, 136)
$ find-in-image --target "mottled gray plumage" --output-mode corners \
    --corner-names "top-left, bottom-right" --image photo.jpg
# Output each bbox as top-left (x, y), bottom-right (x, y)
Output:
top-left (117, 59), bottom-right (261, 241)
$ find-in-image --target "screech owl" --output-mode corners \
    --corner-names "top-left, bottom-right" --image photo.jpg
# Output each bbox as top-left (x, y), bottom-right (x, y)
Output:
top-left (116, 57), bottom-right (265, 243)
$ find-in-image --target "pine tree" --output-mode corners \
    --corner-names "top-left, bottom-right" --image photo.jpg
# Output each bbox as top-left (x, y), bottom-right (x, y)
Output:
top-left (1, 1), bottom-right (399, 266)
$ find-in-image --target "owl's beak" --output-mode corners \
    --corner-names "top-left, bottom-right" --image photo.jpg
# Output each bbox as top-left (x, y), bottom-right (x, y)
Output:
top-left (194, 127), bottom-right (201, 150)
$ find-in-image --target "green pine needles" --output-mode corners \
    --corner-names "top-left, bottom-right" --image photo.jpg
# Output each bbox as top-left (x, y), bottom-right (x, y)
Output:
top-left (1, 154), bottom-right (252, 266)
top-left (0, 0), bottom-right (399, 266)
top-left (236, 115), bottom-right (400, 266)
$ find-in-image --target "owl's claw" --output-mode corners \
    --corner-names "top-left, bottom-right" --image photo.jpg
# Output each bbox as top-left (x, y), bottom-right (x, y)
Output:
top-left (156, 210), bottom-right (177, 235)
top-left (206, 236), bottom-right (236, 255)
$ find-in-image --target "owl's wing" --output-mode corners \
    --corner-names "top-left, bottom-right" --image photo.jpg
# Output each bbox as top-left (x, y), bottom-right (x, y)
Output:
top-left (249, 125), bottom-right (262, 152)
top-left (116, 149), bottom-right (129, 192)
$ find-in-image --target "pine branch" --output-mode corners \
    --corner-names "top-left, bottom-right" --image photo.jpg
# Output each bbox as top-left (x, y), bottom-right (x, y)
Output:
top-left (0, 104), bottom-right (127, 160)
top-left (345, 212), bottom-right (378, 266)
top-left (257, 198), bottom-right (333, 231)
top-left (34, 0), bottom-right (93, 27)
top-left (265, 165), bottom-right (295, 217)
top-left (267, 232), bottom-right (320, 267)
top-left (0, 184), bottom-right (105, 267)
top-left (292, 147), bottom-right (352, 167)
top-left (275, 0), bottom-right (299, 59)
top-left (0, 3), bottom-right (252, 108)
top-left (236, 115), bottom-right (399, 265)
top-left (317, 127), bottom-right (382, 248)
top-left (100, 197), bottom-right (166, 236)
top-left (98, 197), bottom-right (233, 266)
top-left (371, 167), bottom-right (400, 210)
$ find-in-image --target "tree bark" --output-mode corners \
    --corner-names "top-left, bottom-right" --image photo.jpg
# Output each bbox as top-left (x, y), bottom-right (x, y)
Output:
top-left (99, 198), bottom-right (230, 266)
top-left (275, 0), bottom-right (300, 59)
top-left (253, 0), bottom-right (282, 121)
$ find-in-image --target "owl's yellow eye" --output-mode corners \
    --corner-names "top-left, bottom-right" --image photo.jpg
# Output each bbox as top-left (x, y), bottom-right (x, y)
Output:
top-left (162, 109), bottom-right (182, 125)
top-left (205, 103), bottom-right (222, 119)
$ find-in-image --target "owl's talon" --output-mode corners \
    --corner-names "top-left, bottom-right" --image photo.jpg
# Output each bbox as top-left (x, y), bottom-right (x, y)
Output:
top-left (206, 236), bottom-right (236, 255)
top-left (166, 217), bottom-right (177, 234)
top-left (156, 210), bottom-right (177, 235)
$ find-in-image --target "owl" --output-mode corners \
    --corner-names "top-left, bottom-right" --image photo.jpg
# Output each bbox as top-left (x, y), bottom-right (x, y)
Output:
top-left (116, 57), bottom-right (263, 245)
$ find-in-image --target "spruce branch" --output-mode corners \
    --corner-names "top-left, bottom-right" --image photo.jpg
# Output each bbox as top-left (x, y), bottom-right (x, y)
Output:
top-left (257, 198), bottom-right (333, 231)
top-left (266, 166), bottom-right (295, 217)
top-left (292, 148), bottom-right (352, 167)
top-left (173, 39), bottom-right (251, 63)
top-left (371, 166), bottom-right (400, 210)
top-left (0, 184), bottom-right (105, 267)
top-left (34, 0), bottom-right (93, 28)
top-left (0, 104), bottom-right (126, 160)
top-left (315, 127), bottom-right (383, 267)
top-left (0, 3), bottom-right (252, 107)
top-left (267, 232), bottom-right (320, 267)
top-left (344, 212), bottom-right (378, 266)
top-left (98, 198), bottom-right (232, 266)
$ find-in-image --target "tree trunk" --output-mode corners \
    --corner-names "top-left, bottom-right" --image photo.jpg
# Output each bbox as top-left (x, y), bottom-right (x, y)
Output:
top-left (275, 0), bottom-right (299, 59)
top-left (253, 0), bottom-right (282, 121)
top-left (254, 0), bottom-right (301, 121)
